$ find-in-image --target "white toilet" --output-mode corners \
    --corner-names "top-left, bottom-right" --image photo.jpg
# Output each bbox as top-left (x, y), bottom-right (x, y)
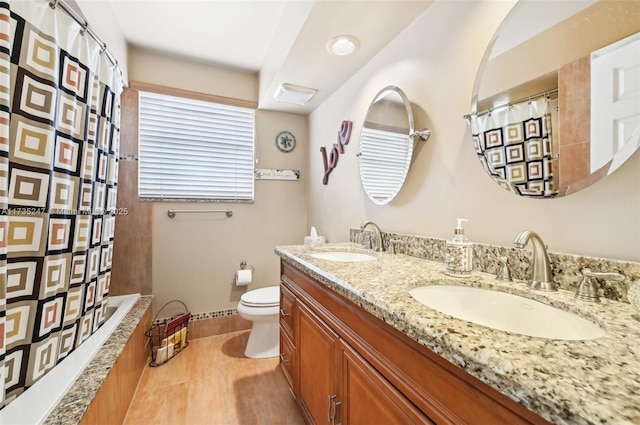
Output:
top-left (237, 286), bottom-right (281, 358)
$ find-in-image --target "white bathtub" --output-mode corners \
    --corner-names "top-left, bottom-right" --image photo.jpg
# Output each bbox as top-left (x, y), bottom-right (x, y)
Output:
top-left (0, 294), bottom-right (141, 425)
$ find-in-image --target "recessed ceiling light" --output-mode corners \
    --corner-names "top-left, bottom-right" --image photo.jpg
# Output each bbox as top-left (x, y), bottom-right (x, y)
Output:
top-left (274, 83), bottom-right (317, 105)
top-left (327, 35), bottom-right (360, 56)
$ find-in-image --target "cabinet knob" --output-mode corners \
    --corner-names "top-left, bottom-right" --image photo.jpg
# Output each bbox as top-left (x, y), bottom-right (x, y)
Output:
top-left (279, 353), bottom-right (290, 363)
top-left (280, 308), bottom-right (290, 317)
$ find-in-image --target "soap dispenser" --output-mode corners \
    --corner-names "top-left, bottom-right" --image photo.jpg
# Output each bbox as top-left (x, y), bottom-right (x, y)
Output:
top-left (445, 218), bottom-right (473, 277)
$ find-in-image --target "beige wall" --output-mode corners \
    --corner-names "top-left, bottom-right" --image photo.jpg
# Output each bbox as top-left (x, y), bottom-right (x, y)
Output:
top-left (150, 109), bottom-right (308, 314)
top-left (307, 0), bottom-right (640, 262)
top-left (124, 50), bottom-right (308, 314)
top-left (128, 46), bottom-right (258, 103)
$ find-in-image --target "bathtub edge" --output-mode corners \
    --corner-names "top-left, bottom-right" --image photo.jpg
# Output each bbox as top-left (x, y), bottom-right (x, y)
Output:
top-left (0, 294), bottom-right (151, 425)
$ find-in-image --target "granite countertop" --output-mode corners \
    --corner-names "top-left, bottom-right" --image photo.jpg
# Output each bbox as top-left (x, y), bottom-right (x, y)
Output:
top-left (275, 243), bottom-right (640, 425)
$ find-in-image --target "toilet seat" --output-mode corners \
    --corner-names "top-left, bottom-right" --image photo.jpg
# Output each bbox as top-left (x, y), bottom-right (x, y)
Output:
top-left (240, 286), bottom-right (280, 308)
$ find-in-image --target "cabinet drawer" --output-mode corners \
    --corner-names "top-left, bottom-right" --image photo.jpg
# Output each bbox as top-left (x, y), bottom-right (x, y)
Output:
top-left (280, 284), bottom-right (295, 339)
top-left (279, 332), bottom-right (296, 391)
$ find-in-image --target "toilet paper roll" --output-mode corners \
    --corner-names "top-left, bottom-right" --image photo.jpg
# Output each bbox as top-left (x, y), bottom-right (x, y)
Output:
top-left (235, 269), bottom-right (252, 286)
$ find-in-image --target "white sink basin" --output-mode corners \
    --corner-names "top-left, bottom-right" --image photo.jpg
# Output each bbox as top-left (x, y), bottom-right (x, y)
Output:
top-left (409, 285), bottom-right (606, 340)
top-left (310, 251), bottom-right (377, 262)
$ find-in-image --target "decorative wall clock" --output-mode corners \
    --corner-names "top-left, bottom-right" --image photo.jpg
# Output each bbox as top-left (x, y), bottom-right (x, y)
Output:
top-left (275, 131), bottom-right (296, 153)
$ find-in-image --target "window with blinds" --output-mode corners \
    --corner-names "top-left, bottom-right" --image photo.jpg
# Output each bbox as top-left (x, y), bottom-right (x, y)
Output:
top-left (138, 91), bottom-right (255, 201)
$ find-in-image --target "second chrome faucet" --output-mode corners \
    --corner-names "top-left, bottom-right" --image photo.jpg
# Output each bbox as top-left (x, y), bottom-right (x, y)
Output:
top-left (360, 220), bottom-right (385, 252)
top-left (513, 230), bottom-right (556, 291)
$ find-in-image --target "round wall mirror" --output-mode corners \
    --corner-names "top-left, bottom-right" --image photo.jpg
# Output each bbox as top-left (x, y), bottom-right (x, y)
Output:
top-left (359, 86), bottom-right (421, 205)
top-left (470, 0), bottom-right (640, 198)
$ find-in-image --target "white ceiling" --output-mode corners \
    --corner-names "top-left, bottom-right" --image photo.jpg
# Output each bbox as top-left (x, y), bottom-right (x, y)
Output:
top-left (76, 0), bottom-right (432, 114)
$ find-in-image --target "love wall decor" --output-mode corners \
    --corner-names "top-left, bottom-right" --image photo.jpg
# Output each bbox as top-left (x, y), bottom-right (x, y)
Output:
top-left (320, 120), bottom-right (353, 185)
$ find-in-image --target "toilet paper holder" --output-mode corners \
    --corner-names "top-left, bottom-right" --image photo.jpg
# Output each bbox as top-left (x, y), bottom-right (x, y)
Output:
top-left (240, 260), bottom-right (254, 273)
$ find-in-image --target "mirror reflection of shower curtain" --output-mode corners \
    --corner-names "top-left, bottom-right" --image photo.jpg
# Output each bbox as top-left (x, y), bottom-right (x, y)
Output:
top-left (0, 1), bottom-right (123, 409)
top-left (471, 97), bottom-right (557, 197)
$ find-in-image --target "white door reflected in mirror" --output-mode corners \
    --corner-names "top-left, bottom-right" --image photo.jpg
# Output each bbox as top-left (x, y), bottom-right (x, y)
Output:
top-left (590, 32), bottom-right (640, 174)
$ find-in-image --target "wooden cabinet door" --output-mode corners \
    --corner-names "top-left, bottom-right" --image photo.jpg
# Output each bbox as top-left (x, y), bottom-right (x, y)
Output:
top-left (337, 339), bottom-right (434, 425)
top-left (298, 302), bottom-right (340, 425)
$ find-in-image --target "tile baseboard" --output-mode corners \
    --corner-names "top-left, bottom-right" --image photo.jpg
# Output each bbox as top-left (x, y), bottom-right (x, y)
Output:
top-left (188, 311), bottom-right (252, 340)
top-left (153, 308), bottom-right (252, 340)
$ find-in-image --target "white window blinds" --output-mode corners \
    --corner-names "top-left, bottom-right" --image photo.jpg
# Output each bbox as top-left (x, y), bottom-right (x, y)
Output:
top-left (138, 91), bottom-right (255, 201)
top-left (359, 127), bottom-right (411, 203)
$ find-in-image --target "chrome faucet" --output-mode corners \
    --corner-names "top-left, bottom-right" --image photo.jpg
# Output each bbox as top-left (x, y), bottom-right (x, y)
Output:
top-left (513, 230), bottom-right (556, 291)
top-left (360, 220), bottom-right (385, 252)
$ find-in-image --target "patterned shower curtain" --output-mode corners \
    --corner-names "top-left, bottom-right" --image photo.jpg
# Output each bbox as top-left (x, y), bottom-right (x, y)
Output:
top-left (0, 0), bottom-right (123, 408)
top-left (471, 97), bottom-right (557, 197)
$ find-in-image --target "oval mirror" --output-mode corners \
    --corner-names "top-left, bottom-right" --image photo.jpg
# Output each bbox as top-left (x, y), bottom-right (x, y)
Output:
top-left (359, 86), bottom-right (427, 205)
top-left (469, 0), bottom-right (640, 198)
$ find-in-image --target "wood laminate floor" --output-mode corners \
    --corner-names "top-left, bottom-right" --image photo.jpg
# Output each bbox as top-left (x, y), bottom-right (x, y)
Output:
top-left (124, 330), bottom-right (305, 425)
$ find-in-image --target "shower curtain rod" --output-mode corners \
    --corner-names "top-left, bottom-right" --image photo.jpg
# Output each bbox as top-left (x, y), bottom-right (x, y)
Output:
top-left (48, 0), bottom-right (122, 77)
top-left (463, 88), bottom-right (558, 120)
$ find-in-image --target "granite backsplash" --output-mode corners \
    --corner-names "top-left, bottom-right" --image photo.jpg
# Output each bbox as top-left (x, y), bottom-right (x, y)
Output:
top-left (351, 228), bottom-right (640, 303)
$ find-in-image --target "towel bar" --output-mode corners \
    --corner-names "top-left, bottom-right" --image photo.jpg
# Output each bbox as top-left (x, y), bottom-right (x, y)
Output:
top-left (167, 209), bottom-right (233, 218)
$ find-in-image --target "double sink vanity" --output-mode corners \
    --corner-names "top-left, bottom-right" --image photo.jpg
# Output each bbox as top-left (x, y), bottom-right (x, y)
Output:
top-left (275, 242), bottom-right (640, 424)
top-left (275, 1), bottom-right (640, 423)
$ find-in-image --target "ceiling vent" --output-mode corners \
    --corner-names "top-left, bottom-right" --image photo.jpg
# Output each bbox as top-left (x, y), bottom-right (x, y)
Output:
top-left (274, 83), bottom-right (317, 105)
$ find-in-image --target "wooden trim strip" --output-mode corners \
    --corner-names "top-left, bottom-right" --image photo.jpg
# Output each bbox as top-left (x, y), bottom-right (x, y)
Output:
top-left (129, 81), bottom-right (258, 109)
